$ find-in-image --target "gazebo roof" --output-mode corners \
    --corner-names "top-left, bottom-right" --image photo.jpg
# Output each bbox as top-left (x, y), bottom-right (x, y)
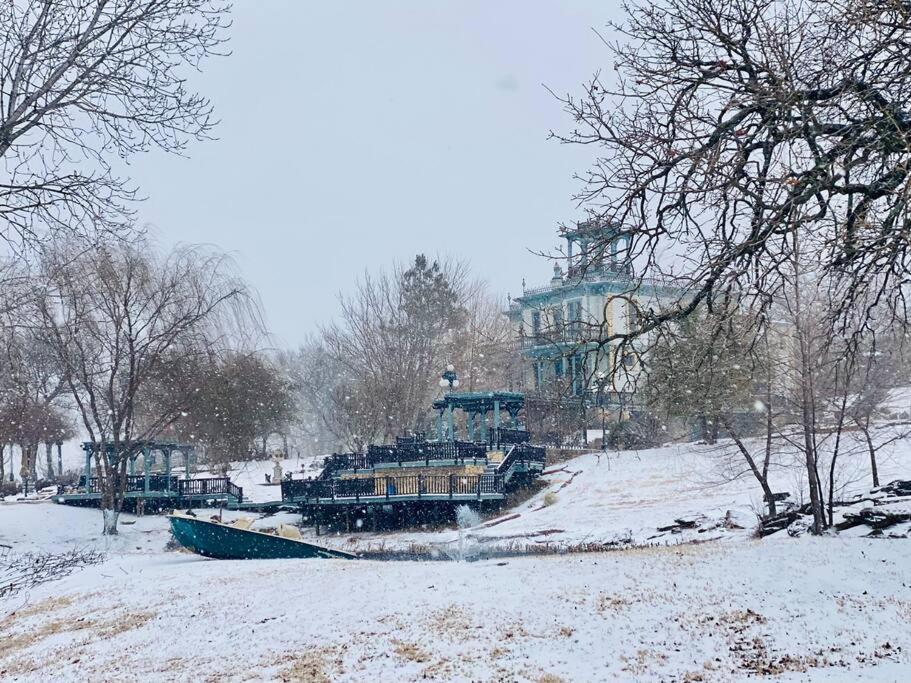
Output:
top-left (432, 391), bottom-right (524, 413)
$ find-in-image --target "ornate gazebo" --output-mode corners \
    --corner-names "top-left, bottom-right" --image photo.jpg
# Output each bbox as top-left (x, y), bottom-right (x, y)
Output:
top-left (431, 391), bottom-right (525, 442)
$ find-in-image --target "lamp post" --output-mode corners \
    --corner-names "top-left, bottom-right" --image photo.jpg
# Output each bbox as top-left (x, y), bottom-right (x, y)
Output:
top-left (439, 365), bottom-right (460, 441)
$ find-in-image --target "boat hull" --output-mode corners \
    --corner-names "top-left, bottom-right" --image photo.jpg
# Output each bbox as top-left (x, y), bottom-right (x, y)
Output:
top-left (168, 514), bottom-right (355, 560)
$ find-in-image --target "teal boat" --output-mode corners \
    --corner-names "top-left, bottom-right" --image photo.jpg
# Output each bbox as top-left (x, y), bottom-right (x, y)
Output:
top-left (168, 513), bottom-right (356, 560)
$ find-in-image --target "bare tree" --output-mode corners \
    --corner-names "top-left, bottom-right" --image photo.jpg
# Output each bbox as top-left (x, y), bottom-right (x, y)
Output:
top-left (0, 0), bottom-right (230, 251)
top-left (0, 323), bottom-right (70, 487)
top-left (552, 0), bottom-right (911, 344)
top-left (317, 255), bottom-right (511, 448)
top-left (552, 0), bottom-right (911, 532)
top-left (30, 238), bottom-right (257, 534)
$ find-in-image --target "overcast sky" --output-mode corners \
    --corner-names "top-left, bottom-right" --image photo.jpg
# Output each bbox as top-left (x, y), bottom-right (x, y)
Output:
top-left (129, 1), bottom-right (620, 347)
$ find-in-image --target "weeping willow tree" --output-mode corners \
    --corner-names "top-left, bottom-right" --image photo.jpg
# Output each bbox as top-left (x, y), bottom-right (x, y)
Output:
top-left (32, 239), bottom-right (260, 535)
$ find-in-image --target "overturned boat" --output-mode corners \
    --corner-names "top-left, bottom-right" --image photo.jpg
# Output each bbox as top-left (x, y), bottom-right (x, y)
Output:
top-left (168, 512), bottom-right (356, 560)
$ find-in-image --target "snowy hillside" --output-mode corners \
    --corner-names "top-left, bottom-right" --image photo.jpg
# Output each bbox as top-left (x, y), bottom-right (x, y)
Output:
top-left (314, 429), bottom-right (911, 555)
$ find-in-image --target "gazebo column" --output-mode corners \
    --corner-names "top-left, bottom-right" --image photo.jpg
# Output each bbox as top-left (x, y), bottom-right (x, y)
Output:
top-left (436, 410), bottom-right (444, 441)
top-left (508, 407), bottom-right (520, 428)
top-left (164, 448), bottom-right (172, 491)
top-left (466, 412), bottom-right (475, 441)
top-left (493, 399), bottom-right (501, 434)
top-left (446, 403), bottom-right (455, 442)
top-left (56, 442), bottom-right (63, 477)
top-left (184, 449), bottom-right (191, 479)
top-left (143, 447), bottom-right (151, 493)
top-left (84, 450), bottom-right (92, 493)
top-left (477, 411), bottom-right (487, 443)
top-left (129, 454), bottom-right (136, 477)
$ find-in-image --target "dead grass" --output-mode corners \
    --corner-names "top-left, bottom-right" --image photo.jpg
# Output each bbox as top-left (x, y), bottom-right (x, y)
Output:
top-left (95, 611), bottom-right (155, 638)
top-left (0, 600), bottom-right (156, 670)
top-left (391, 638), bottom-right (431, 663)
top-left (275, 647), bottom-right (343, 683)
top-left (424, 605), bottom-right (477, 641)
top-left (596, 592), bottom-right (632, 613)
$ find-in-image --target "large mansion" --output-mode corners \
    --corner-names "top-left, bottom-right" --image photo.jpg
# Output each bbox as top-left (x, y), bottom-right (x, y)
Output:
top-left (507, 219), bottom-right (683, 408)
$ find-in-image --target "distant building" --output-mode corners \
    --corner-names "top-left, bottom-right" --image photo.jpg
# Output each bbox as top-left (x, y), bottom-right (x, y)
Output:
top-left (506, 218), bottom-right (683, 412)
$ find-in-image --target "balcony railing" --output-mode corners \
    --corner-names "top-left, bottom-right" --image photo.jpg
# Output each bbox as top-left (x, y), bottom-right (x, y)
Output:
top-left (520, 329), bottom-right (593, 350)
top-left (522, 269), bottom-right (682, 297)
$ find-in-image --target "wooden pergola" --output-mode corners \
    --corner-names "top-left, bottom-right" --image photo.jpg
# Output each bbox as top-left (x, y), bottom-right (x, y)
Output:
top-left (80, 440), bottom-right (196, 495)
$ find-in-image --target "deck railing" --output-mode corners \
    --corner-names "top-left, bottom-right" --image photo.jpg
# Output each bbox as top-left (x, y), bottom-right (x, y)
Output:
top-left (321, 441), bottom-right (488, 477)
top-left (281, 473), bottom-right (504, 503)
top-left (367, 440), bottom-right (487, 466)
top-left (488, 427), bottom-right (531, 448)
top-left (177, 477), bottom-right (243, 503)
top-left (496, 443), bottom-right (547, 480)
top-left (81, 474), bottom-right (178, 494)
top-left (80, 475), bottom-right (242, 502)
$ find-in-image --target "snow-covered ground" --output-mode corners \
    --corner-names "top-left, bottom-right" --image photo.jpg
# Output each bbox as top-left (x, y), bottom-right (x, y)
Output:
top-left (1, 524), bottom-right (909, 682)
top-left (1, 432), bottom-right (909, 681)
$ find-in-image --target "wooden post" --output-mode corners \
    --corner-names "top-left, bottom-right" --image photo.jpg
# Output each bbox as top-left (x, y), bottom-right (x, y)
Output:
top-left (449, 474), bottom-right (453, 500)
top-left (345, 506), bottom-right (351, 532)
top-left (84, 449), bottom-right (92, 493)
top-left (417, 474), bottom-right (423, 499)
top-left (164, 449), bottom-right (172, 492)
top-left (184, 449), bottom-right (190, 479)
top-left (372, 505), bottom-right (378, 532)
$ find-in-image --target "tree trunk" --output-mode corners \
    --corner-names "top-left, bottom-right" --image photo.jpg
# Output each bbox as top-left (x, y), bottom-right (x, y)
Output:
top-left (0, 443), bottom-right (4, 482)
top-left (723, 417), bottom-right (776, 516)
top-left (57, 443), bottom-right (63, 478)
top-left (28, 443), bottom-right (38, 481)
top-left (862, 427), bottom-right (880, 488)
top-left (45, 442), bottom-right (54, 479)
top-left (102, 508), bottom-right (120, 535)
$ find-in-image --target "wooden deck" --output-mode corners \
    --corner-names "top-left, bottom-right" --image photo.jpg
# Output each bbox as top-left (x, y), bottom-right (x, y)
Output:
top-left (54, 476), bottom-right (243, 509)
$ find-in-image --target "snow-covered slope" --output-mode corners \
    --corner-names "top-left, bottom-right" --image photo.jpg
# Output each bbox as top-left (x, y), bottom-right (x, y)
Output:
top-left (323, 429), bottom-right (911, 555)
